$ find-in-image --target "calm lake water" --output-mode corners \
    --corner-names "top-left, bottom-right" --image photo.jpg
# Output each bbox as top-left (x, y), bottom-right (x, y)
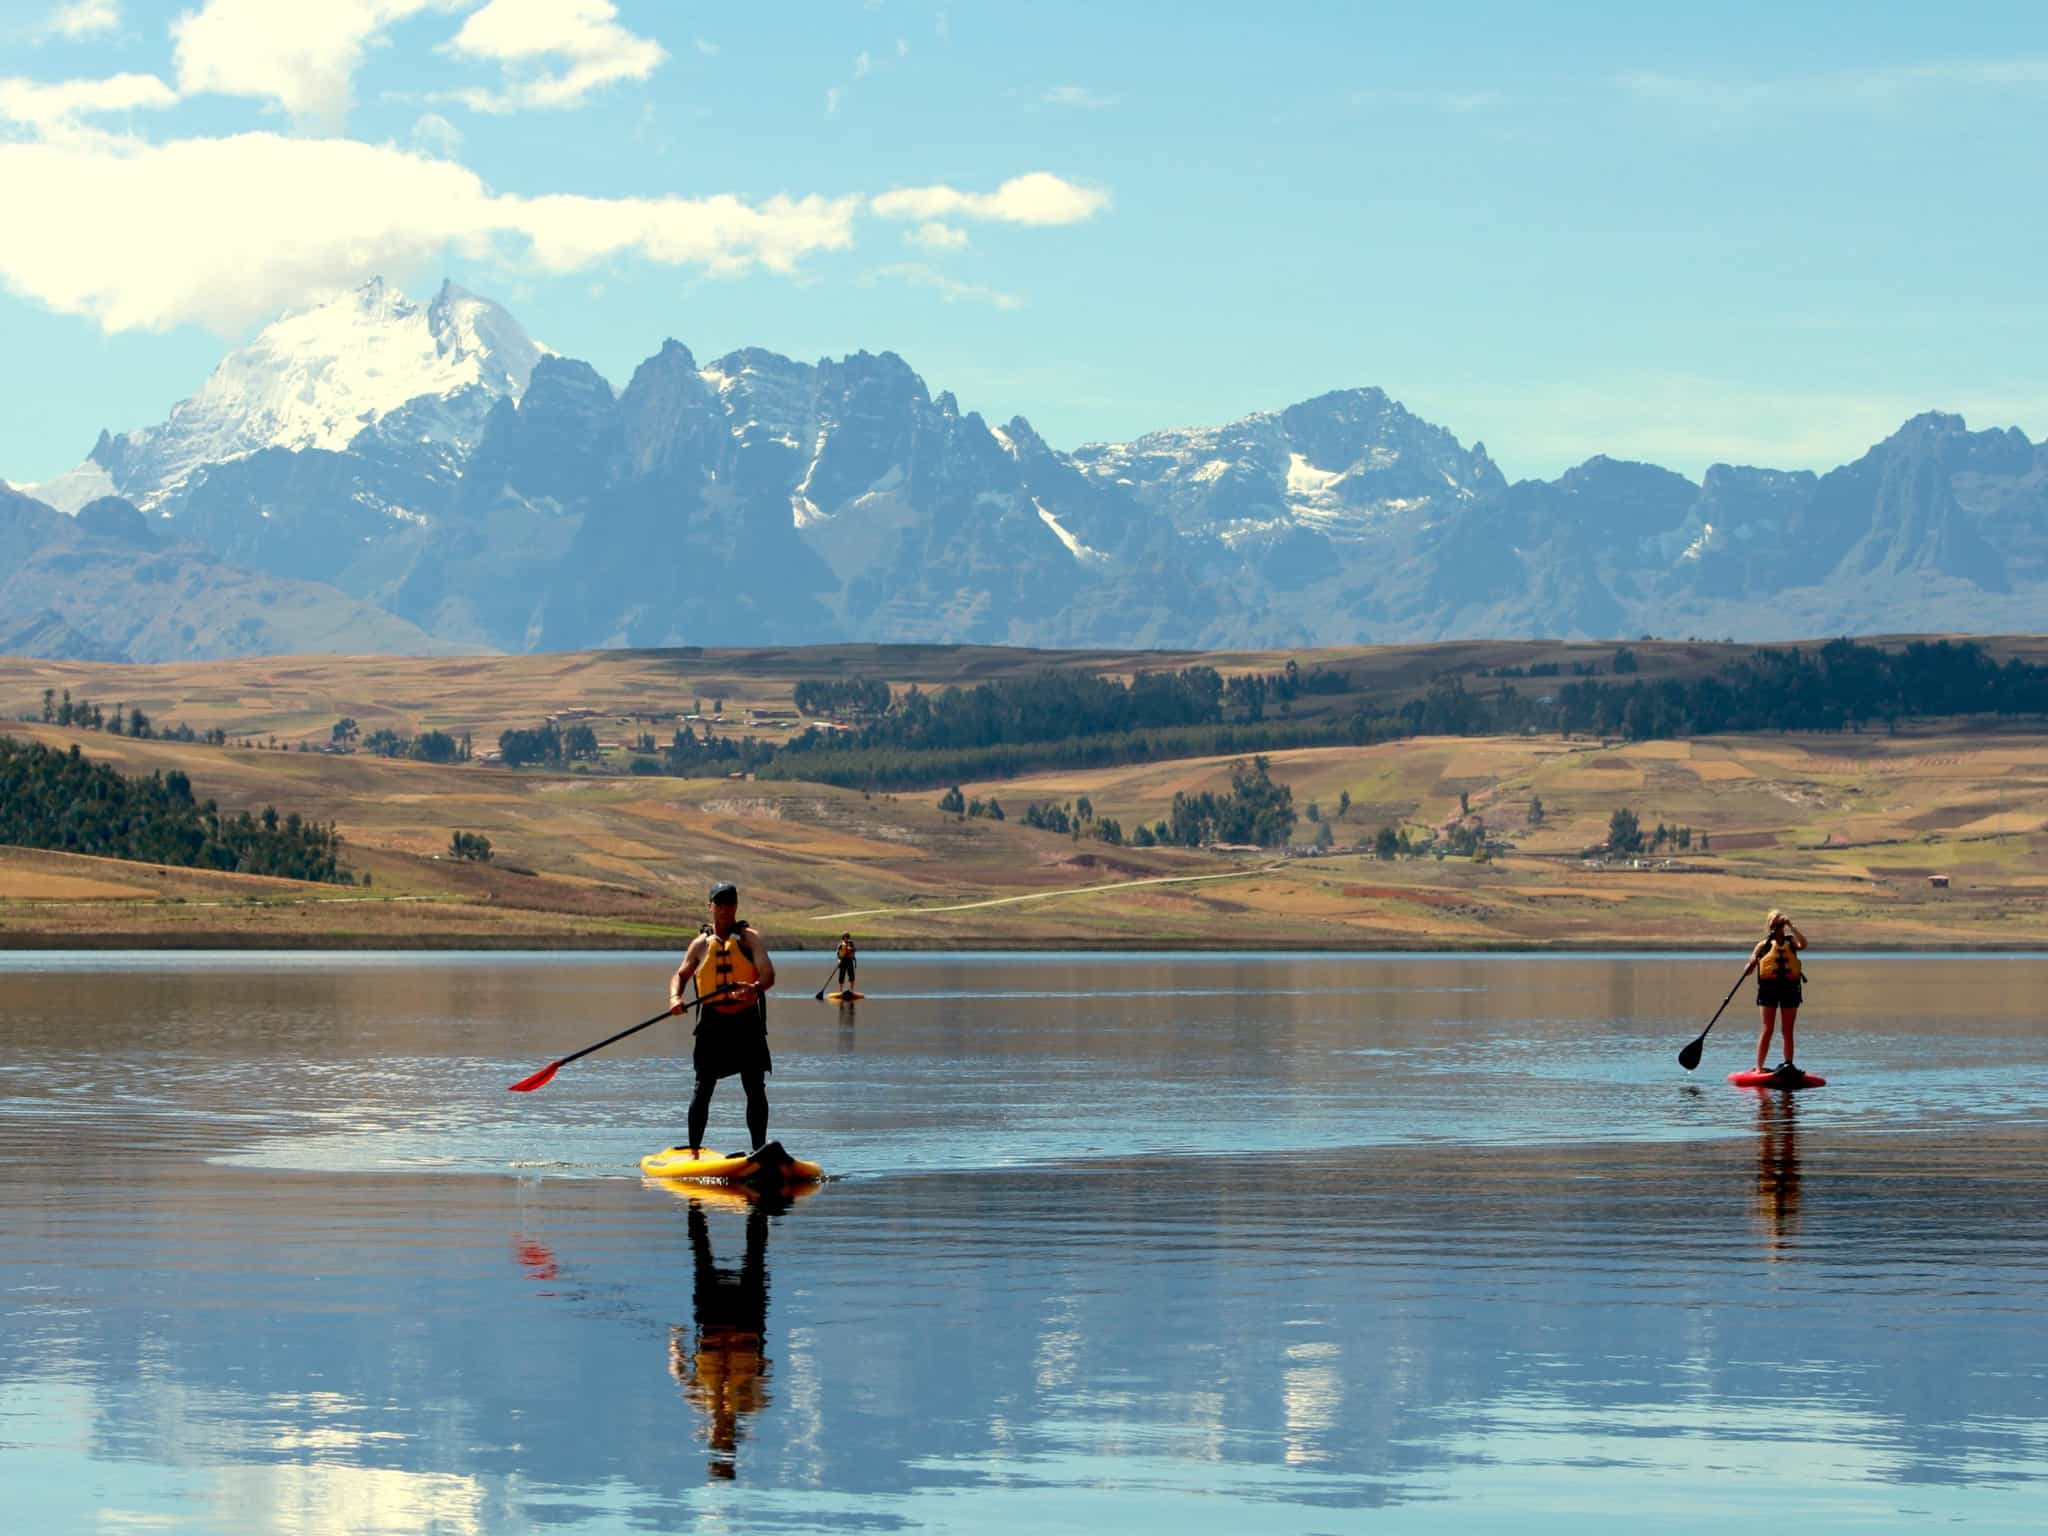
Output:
top-left (3, 952), bottom-right (2045, 1534)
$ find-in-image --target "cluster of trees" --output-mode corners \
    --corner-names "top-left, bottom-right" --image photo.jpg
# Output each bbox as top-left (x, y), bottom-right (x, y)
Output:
top-left (780, 668), bottom-right (1229, 760)
top-left (629, 724), bottom-right (779, 778)
top-left (37, 688), bottom-right (225, 745)
top-left (1165, 757), bottom-right (1298, 848)
top-left (936, 786), bottom-right (1006, 820)
top-left (1223, 658), bottom-right (1348, 721)
top-left (338, 719), bottom-right (470, 763)
top-left (1372, 825), bottom-right (1424, 858)
top-left (498, 721), bottom-right (601, 768)
top-left (1017, 795), bottom-right (1142, 845)
top-left (1480, 656), bottom-right (1608, 680)
top-left (0, 737), bottom-right (353, 883)
top-left (449, 831), bottom-right (493, 862)
top-left (1554, 639), bottom-right (2048, 739)
top-left (1606, 809), bottom-right (1707, 855)
top-left (793, 678), bottom-right (892, 717)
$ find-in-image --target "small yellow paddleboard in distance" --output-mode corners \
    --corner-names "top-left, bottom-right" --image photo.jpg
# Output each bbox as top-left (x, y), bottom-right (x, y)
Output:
top-left (825, 990), bottom-right (863, 1001)
top-left (640, 1140), bottom-right (825, 1184)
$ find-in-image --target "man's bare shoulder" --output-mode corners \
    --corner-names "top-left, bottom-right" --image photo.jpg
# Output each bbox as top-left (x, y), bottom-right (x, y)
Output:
top-left (740, 923), bottom-right (770, 952)
top-left (680, 932), bottom-right (711, 964)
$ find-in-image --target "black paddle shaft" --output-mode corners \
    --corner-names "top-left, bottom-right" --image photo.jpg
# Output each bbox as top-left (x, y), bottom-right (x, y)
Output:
top-left (554, 986), bottom-right (733, 1069)
top-left (1678, 970), bottom-right (1750, 1071)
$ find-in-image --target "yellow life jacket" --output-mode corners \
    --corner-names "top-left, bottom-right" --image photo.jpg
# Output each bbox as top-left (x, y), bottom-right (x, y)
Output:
top-left (836, 941), bottom-right (854, 960)
top-left (698, 927), bottom-right (760, 1008)
top-left (1757, 936), bottom-right (1801, 981)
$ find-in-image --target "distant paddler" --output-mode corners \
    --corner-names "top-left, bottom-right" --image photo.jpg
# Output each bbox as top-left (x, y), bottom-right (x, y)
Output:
top-left (1741, 909), bottom-right (1808, 1077)
top-left (670, 881), bottom-right (777, 1157)
top-left (834, 933), bottom-right (858, 993)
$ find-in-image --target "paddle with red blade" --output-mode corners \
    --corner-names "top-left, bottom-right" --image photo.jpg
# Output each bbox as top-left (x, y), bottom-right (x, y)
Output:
top-left (509, 986), bottom-right (730, 1092)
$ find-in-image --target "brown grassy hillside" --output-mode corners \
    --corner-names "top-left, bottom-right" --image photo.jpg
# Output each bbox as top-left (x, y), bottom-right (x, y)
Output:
top-left (4, 700), bottom-right (2045, 951)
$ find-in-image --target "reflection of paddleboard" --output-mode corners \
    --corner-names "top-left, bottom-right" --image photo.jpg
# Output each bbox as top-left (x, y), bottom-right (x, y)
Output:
top-left (1729, 1067), bottom-right (1827, 1090)
top-left (643, 1176), bottom-right (820, 1211)
top-left (640, 1140), bottom-right (825, 1184)
top-left (825, 990), bottom-right (863, 1001)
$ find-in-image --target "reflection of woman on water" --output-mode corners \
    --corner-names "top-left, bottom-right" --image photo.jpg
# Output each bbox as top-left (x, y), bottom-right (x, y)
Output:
top-left (669, 1199), bottom-right (773, 1479)
top-left (1751, 1091), bottom-right (1802, 1255)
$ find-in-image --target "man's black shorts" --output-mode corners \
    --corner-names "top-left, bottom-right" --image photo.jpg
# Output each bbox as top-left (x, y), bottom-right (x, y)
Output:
top-left (694, 1003), bottom-right (772, 1080)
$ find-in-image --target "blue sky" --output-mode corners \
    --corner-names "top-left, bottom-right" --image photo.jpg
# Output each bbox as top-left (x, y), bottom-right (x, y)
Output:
top-left (3, 0), bottom-right (2045, 487)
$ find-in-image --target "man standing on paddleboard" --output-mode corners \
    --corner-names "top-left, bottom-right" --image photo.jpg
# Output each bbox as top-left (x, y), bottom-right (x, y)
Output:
top-left (671, 881), bottom-right (777, 1156)
top-left (1742, 909), bottom-right (1807, 1075)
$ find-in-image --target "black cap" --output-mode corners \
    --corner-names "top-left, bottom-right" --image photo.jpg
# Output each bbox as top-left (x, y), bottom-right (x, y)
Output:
top-left (708, 881), bottom-right (738, 904)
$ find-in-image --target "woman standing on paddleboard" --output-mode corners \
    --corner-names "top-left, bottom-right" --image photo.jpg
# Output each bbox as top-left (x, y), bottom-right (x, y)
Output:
top-left (1742, 909), bottom-right (1808, 1075)
top-left (670, 881), bottom-right (777, 1157)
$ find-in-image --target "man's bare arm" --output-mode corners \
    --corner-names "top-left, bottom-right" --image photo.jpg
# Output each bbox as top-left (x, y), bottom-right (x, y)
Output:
top-left (745, 927), bottom-right (776, 990)
top-left (671, 934), bottom-right (709, 1007)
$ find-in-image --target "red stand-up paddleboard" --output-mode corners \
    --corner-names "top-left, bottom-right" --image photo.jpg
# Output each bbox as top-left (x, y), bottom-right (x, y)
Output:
top-left (1729, 1066), bottom-right (1827, 1090)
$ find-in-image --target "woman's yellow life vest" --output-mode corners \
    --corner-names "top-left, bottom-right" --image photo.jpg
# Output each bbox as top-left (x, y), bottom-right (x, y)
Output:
top-left (698, 928), bottom-right (760, 1007)
top-left (1757, 936), bottom-right (1802, 981)
top-left (836, 941), bottom-right (854, 960)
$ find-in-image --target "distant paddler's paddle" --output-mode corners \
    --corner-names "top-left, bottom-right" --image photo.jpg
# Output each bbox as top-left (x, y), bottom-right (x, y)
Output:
top-left (813, 960), bottom-right (841, 1001)
top-left (1677, 970), bottom-right (1750, 1072)
top-left (509, 986), bottom-right (730, 1092)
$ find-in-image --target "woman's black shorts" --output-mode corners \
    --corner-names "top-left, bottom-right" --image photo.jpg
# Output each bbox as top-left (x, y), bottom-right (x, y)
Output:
top-left (1756, 976), bottom-right (1803, 1009)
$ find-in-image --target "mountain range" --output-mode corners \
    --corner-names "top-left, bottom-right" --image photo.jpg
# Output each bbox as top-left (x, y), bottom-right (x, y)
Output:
top-left (7, 278), bottom-right (2045, 662)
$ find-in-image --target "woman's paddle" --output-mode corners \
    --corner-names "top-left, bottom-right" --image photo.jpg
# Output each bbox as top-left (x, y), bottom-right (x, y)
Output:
top-left (1677, 970), bottom-right (1750, 1072)
top-left (509, 986), bottom-right (730, 1092)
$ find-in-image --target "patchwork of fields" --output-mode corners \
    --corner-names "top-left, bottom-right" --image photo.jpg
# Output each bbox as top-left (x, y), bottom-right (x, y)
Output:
top-left (4, 646), bottom-right (2044, 952)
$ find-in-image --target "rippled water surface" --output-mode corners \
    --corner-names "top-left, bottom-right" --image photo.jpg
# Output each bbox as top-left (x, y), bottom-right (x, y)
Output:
top-left (3, 952), bottom-right (2046, 1533)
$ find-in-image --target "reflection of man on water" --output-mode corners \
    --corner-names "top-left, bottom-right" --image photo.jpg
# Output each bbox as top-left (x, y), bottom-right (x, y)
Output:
top-left (669, 1199), bottom-right (773, 1479)
top-left (1751, 1092), bottom-right (1803, 1256)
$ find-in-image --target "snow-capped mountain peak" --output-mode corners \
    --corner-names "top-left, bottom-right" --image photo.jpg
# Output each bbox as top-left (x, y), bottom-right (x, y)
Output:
top-left (46, 278), bottom-right (547, 512)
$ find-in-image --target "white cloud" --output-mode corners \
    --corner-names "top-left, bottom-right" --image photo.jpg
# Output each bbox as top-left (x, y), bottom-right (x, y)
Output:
top-left (853, 50), bottom-right (871, 78)
top-left (1043, 84), bottom-right (1116, 110)
top-left (1349, 85), bottom-right (1511, 112)
top-left (693, 37), bottom-right (717, 56)
top-left (904, 221), bottom-right (969, 252)
top-left (871, 172), bottom-right (1110, 226)
top-left (42, 1), bottom-right (122, 41)
top-left (0, 71), bottom-right (176, 133)
top-left (409, 109), bottom-right (462, 156)
top-left (443, 0), bottom-right (666, 112)
top-left (825, 85), bottom-right (840, 114)
top-left (172, 0), bottom-right (457, 128)
top-left (875, 262), bottom-right (1021, 311)
top-left (0, 130), bottom-right (859, 334)
top-left (1615, 57), bottom-right (2048, 115)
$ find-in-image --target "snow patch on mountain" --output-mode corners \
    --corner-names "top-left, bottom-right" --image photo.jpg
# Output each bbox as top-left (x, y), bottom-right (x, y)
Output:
top-left (18, 459), bottom-right (119, 516)
top-left (1034, 499), bottom-right (1110, 563)
top-left (81, 278), bottom-right (545, 512)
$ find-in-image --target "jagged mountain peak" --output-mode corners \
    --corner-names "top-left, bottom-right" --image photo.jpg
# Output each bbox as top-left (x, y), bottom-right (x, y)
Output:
top-left (34, 277), bottom-right (547, 514)
top-left (1071, 383), bottom-right (1505, 542)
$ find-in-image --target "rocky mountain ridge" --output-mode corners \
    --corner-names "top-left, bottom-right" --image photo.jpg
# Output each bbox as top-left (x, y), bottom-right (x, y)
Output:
top-left (5, 281), bottom-right (2045, 661)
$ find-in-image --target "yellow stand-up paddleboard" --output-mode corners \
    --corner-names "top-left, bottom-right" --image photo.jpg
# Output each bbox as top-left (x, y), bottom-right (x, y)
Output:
top-left (825, 990), bottom-right (863, 1001)
top-left (640, 1140), bottom-right (824, 1185)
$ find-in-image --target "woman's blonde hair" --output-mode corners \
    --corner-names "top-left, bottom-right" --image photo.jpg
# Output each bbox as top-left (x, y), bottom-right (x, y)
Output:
top-left (1766, 909), bottom-right (1787, 932)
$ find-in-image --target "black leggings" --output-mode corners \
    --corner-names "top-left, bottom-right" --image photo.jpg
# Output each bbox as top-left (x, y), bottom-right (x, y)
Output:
top-left (689, 1068), bottom-right (768, 1153)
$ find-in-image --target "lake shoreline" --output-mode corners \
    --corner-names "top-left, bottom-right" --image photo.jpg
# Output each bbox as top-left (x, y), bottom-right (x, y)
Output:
top-left (8, 929), bottom-right (2048, 955)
